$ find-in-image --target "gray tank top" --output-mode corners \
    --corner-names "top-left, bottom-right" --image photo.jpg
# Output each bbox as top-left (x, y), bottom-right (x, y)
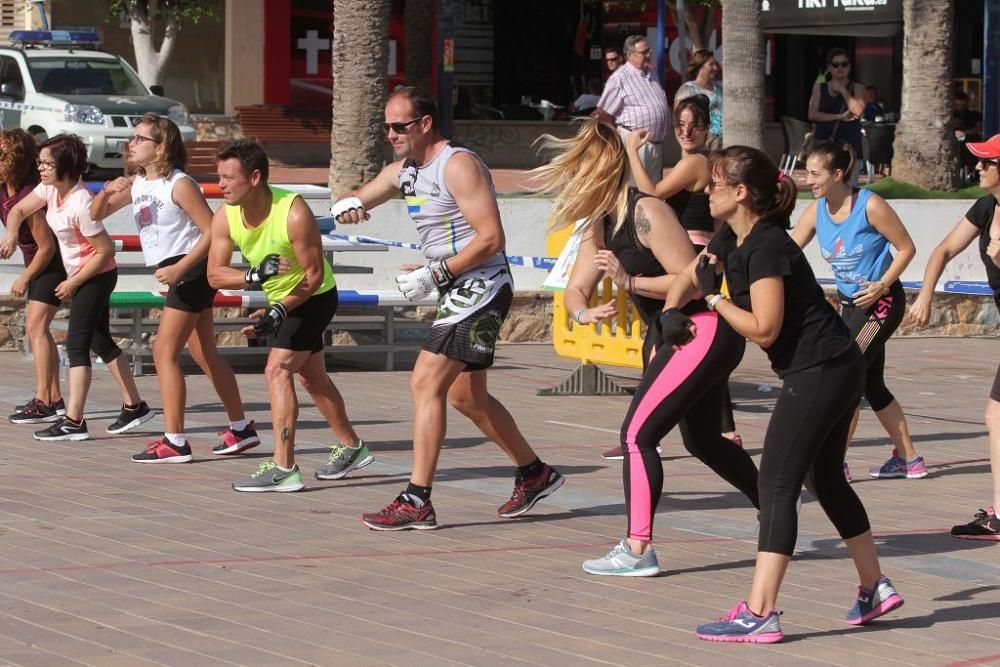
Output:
top-left (397, 143), bottom-right (506, 268)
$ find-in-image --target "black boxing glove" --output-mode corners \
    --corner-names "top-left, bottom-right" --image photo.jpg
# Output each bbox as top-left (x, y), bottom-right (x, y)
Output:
top-left (695, 254), bottom-right (721, 297)
top-left (252, 302), bottom-right (287, 337)
top-left (245, 254), bottom-right (282, 286)
top-left (658, 308), bottom-right (695, 347)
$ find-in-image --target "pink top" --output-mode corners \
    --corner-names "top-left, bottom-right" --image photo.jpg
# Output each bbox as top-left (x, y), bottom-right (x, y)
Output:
top-left (32, 182), bottom-right (115, 278)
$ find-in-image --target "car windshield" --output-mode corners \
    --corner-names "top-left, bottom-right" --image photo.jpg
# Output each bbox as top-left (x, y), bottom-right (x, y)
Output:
top-left (26, 57), bottom-right (147, 96)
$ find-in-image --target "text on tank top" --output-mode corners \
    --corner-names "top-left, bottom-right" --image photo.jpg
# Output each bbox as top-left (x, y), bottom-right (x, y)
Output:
top-left (130, 169), bottom-right (203, 266)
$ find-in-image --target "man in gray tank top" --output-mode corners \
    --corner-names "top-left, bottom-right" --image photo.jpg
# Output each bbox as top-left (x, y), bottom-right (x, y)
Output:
top-left (332, 86), bottom-right (563, 530)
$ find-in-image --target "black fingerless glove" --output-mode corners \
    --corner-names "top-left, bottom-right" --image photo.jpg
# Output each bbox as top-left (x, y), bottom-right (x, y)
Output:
top-left (252, 302), bottom-right (288, 337)
top-left (245, 253), bottom-right (282, 286)
top-left (658, 309), bottom-right (695, 347)
top-left (695, 254), bottom-right (721, 297)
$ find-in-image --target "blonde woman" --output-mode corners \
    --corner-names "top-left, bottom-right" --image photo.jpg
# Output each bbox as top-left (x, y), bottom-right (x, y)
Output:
top-left (533, 120), bottom-right (759, 576)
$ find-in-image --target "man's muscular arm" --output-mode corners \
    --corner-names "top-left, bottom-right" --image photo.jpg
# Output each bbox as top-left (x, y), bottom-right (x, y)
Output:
top-left (331, 161), bottom-right (404, 224)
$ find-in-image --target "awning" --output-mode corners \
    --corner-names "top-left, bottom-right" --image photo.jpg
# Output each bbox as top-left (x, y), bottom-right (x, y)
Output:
top-left (761, 0), bottom-right (903, 37)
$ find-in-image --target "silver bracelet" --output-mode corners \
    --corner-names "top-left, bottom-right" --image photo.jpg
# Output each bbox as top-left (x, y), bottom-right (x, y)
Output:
top-left (707, 293), bottom-right (726, 311)
top-left (573, 308), bottom-right (587, 324)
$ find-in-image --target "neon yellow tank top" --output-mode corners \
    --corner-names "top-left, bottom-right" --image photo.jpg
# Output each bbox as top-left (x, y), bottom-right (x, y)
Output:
top-left (225, 186), bottom-right (335, 303)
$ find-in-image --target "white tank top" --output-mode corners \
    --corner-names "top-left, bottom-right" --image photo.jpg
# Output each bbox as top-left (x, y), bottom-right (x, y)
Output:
top-left (130, 169), bottom-right (203, 266)
top-left (397, 143), bottom-right (505, 268)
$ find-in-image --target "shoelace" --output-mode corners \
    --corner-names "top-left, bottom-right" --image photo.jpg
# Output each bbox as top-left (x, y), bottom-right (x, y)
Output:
top-left (326, 445), bottom-right (348, 464)
top-left (145, 438), bottom-right (166, 453)
top-left (21, 398), bottom-right (42, 413)
top-left (251, 461), bottom-right (278, 478)
top-left (719, 602), bottom-right (747, 622)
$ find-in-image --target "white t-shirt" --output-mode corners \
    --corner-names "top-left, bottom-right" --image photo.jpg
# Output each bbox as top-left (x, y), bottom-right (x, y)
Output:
top-left (32, 181), bottom-right (114, 278)
top-left (131, 169), bottom-right (202, 266)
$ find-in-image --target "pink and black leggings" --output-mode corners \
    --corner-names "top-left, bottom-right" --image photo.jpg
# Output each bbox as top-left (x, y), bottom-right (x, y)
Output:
top-left (621, 311), bottom-right (759, 542)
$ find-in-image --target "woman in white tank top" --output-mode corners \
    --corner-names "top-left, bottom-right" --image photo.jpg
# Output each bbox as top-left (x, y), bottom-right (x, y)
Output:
top-left (90, 114), bottom-right (258, 464)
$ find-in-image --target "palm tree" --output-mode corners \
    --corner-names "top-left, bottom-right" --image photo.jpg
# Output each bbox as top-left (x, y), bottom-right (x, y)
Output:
top-left (720, 0), bottom-right (763, 149)
top-left (891, 0), bottom-right (959, 190)
top-left (330, 0), bottom-right (392, 195)
top-left (404, 0), bottom-right (434, 91)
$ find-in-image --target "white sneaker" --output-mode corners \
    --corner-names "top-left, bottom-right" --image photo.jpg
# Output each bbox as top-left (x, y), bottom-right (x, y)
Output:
top-left (582, 539), bottom-right (661, 576)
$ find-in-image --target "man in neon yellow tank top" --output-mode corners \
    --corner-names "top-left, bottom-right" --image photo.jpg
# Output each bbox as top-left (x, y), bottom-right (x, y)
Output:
top-left (332, 87), bottom-right (563, 529)
top-left (207, 140), bottom-right (370, 492)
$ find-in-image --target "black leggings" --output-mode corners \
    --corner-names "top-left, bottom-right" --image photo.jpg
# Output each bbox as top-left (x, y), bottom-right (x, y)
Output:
top-left (758, 347), bottom-right (871, 556)
top-left (839, 280), bottom-right (905, 412)
top-left (66, 269), bottom-right (122, 368)
top-left (623, 311), bottom-right (759, 541)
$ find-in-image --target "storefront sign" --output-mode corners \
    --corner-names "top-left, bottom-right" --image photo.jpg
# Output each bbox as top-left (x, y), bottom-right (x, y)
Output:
top-left (761, 0), bottom-right (902, 36)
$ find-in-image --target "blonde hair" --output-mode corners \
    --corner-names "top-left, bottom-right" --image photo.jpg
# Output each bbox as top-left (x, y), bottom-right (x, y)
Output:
top-left (530, 119), bottom-right (631, 235)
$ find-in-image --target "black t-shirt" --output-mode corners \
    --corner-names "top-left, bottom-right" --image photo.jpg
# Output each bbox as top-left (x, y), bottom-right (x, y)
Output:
top-left (708, 222), bottom-right (854, 377)
top-left (964, 195), bottom-right (1000, 311)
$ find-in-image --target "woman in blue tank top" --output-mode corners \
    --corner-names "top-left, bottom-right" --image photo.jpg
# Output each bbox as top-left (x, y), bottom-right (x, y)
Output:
top-left (792, 141), bottom-right (922, 481)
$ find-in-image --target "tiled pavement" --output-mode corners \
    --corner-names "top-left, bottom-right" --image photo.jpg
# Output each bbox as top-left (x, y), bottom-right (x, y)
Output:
top-left (0, 338), bottom-right (997, 666)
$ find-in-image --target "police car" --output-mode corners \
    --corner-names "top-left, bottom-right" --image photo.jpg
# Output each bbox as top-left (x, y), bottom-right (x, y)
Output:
top-left (0, 29), bottom-right (195, 171)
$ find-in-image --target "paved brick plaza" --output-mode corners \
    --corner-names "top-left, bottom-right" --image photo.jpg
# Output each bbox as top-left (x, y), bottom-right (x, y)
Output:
top-left (0, 338), bottom-right (997, 666)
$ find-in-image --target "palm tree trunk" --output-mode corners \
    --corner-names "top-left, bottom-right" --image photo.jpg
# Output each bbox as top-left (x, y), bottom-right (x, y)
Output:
top-left (721, 0), bottom-right (763, 149)
top-left (892, 0), bottom-right (958, 190)
top-left (405, 0), bottom-right (434, 91)
top-left (330, 0), bottom-right (392, 195)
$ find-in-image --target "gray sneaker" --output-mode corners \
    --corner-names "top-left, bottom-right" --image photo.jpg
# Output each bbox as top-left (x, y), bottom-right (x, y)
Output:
top-left (232, 460), bottom-right (304, 492)
top-left (315, 440), bottom-right (374, 480)
top-left (582, 539), bottom-right (661, 577)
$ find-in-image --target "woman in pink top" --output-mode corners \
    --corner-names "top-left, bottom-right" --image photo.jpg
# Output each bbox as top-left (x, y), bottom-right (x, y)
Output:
top-left (0, 129), bottom-right (66, 424)
top-left (5, 134), bottom-right (154, 441)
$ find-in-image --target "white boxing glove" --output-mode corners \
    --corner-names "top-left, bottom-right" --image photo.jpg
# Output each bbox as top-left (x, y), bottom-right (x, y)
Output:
top-left (395, 260), bottom-right (454, 301)
top-left (330, 196), bottom-right (366, 222)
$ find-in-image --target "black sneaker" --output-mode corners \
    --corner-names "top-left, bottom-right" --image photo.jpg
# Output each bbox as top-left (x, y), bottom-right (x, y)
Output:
top-left (16, 397), bottom-right (66, 415)
top-left (951, 507), bottom-right (1000, 541)
top-left (131, 437), bottom-right (193, 464)
top-left (34, 417), bottom-right (90, 441)
top-left (106, 401), bottom-right (155, 434)
top-left (9, 398), bottom-right (60, 424)
top-left (212, 421), bottom-right (261, 455)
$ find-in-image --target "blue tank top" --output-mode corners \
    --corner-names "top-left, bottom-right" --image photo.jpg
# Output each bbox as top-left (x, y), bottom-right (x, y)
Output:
top-left (815, 189), bottom-right (892, 301)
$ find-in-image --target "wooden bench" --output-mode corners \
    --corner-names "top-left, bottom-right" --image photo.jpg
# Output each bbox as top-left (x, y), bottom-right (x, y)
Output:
top-left (184, 141), bottom-right (223, 177)
top-left (235, 105), bottom-right (331, 145)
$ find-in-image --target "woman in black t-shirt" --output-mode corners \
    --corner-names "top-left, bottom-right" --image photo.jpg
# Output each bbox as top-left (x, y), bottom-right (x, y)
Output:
top-left (663, 146), bottom-right (903, 643)
top-left (533, 120), bottom-right (760, 578)
top-left (908, 134), bottom-right (1000, 541)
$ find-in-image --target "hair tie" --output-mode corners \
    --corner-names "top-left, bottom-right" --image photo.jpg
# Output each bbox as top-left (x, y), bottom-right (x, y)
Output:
top-left (776, 172), bottom-right (785, 184)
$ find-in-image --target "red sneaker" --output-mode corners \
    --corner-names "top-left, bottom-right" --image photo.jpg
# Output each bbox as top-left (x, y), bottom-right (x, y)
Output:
top-left (498, 464), bottom-right (565, 518)
top-left (131, 437), bottom-right (193, 464)
top-left (213, 421), bottom-right (261, 455)
top-left (362, 494), bottom-right (438, 531)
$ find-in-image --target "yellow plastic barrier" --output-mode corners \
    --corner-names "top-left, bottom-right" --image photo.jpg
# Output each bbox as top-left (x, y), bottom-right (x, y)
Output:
top-left (547, 223), bottom-right (645, 370)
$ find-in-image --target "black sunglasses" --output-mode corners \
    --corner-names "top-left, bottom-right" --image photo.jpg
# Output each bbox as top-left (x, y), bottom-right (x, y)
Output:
top-left (979, 158), bottom-right (999, 170)
top-left (830, 61), bottom-right (850, 68)
top-left (382, 116), bottom-right (425, 134)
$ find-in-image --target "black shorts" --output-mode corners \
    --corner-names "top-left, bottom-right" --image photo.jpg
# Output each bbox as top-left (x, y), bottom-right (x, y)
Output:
top-left (159, 255), bottom-right (217, 313)
top-left (272, 287), bottom-right (338, 353)
top-left (422, 269), bottom-right (513, 371)
top-left (27, 253), bottom-right (66, 307)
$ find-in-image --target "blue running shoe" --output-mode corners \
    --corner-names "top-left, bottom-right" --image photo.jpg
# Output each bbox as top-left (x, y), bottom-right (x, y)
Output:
top-left (696, 601), bottom-right (784, 643)
top-left (846, 575), bottom-right (904, 625)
